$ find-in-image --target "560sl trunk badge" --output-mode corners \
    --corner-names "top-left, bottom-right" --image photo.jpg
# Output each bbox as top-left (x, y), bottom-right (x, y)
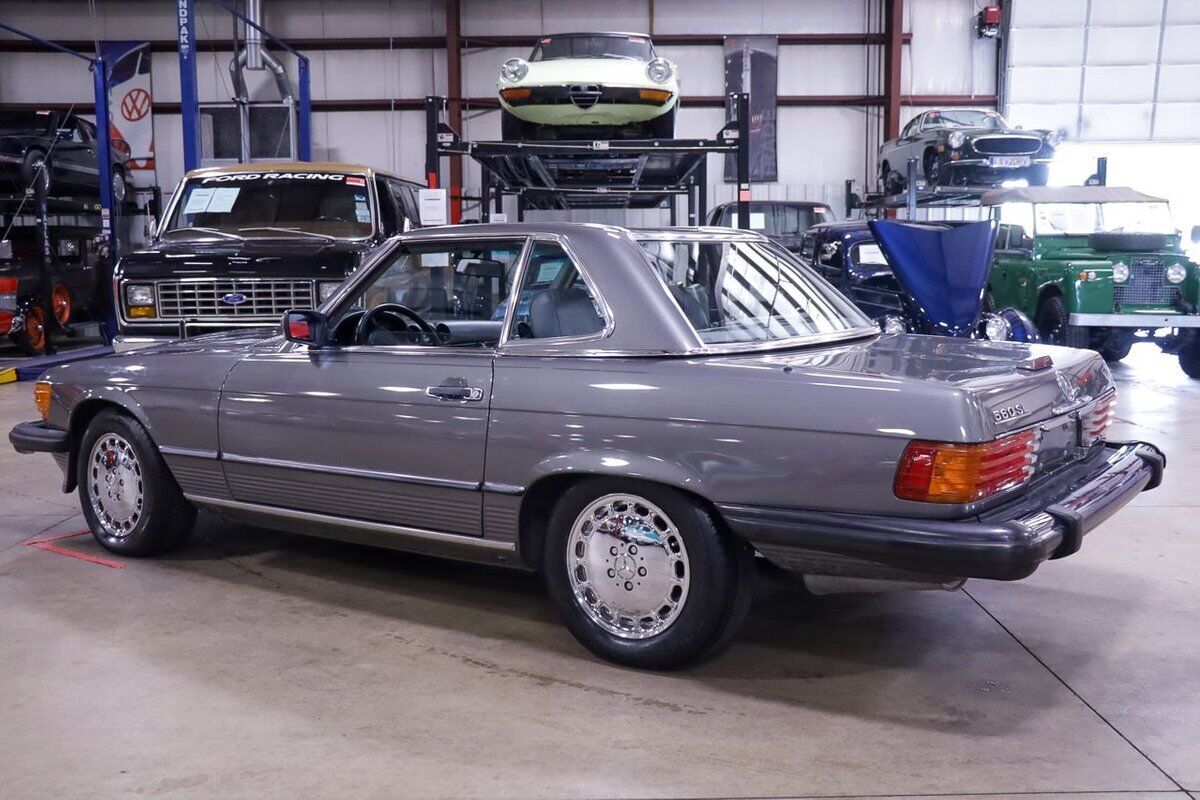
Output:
top-left (993, 403), bottom-right (1027, 423)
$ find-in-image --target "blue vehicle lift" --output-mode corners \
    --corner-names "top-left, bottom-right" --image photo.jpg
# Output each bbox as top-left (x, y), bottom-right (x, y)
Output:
top-left (175, 0), bottom-right (312, 172)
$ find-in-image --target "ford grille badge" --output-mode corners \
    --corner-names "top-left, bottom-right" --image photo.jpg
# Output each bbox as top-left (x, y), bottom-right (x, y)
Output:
top-left (222, 292), bottom-right (248, 306)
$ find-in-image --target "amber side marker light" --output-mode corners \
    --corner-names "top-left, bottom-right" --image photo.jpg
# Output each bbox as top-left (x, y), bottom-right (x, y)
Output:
top-left (639, 88), bottom-right (672, 103)
top-left (34, 381), bottom-right (51, 421)
top-left (500, 87), bottom-right (532, 101)
top-left (894, 429), bottom-right (1040, 504)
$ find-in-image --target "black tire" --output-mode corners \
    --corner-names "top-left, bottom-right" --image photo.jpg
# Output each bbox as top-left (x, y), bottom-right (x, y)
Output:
top-left (923, 149), bottom-right (942, 186)
top-left (21, 149), bottom-right (50, 196)
top-left (647, 107), bottom-right (676, 139)
top-left (77, 410), bottom-right (195, 557)
top-left (1180, 344), bottom-right (1200, 379)
top-left (543, 478), bottom-right (754, 670)
top-left (1100, 333), bottom-right (1133, 363)
top-left (982, 290), bottom-right (996, 314)
top-left (500, 109), bottom-right (530, 141)
top-left (1036, 294), bottom-right (1090, 349)
top-left (881, 160), bottom-right (904, 194)
top-left (1026, 164), bottom-right (1049, 187)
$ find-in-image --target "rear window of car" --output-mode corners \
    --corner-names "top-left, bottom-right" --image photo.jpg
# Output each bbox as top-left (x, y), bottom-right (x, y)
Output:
top-left (638, 237), bottom-right (875, 347)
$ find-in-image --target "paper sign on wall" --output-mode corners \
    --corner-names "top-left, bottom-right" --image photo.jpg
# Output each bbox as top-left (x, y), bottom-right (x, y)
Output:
top-left (419, 188), bottom-right (448, 227)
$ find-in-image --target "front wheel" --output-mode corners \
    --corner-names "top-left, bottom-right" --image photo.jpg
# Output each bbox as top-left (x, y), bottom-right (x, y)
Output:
top-left (923, 149), bottom-right (942, 186)
top-left (78, 410), bottom-right (195, 556)
top-left (647, 107), bottom-right (676, 139)
top-left (500, 109), bottom-right (531, 141)
top-left (1180, 344), bottom-right (1200, 379)
top-left (543, 478), bottom-right (753, 669)
top-left (1036, 295), bottom-right (1090, 349)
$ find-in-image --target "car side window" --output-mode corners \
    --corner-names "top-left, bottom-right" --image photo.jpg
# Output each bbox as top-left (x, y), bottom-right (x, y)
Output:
top-left (75, 118), bottom-right (96, 143)
top-left (386, 180), bottom-right (419, 230)
top-left (799, 235), bottom-right (816, 263)
top-left (900, 117), bottom-right (918, 138)
top-left (506, 241), bottom-right (605, 341)
top-left (331, 238), bottom-right (525, 347)
top-left (374, 178), bottom-right (400, 237)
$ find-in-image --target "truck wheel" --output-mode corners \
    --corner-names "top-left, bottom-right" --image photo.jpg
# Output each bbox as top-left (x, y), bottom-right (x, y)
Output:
top-left (543, 478), bottom-right (753, 670)
top-left (1100, 333), bottom-right (1133, 363)
top-left (13, 306), bottom-right (47, 356)
top-left (1036, 295), bottom-right (1090, 348)
top-left (1180, 344), bottom-right (1200, 379)
top-left (77, 410), bottom-right (195, 557)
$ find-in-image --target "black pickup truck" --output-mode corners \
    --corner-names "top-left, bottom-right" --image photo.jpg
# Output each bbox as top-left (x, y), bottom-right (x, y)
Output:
top-left (114, 162), bottom-right (426, 349)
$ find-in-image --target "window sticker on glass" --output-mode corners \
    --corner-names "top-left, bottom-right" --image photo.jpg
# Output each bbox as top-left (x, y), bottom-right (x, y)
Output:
top-left (355, 202), bottom-right (371, 223)
top-left (729, 212), bottom-right (768, 230)
top-left (183, 187), bottom-right (216, 214)
top-left (205, 187), bottom-right (241, 213)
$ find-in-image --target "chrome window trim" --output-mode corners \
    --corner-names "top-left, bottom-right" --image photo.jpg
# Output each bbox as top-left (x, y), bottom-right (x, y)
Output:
top-left (158, 445), bottom-right (219, 460)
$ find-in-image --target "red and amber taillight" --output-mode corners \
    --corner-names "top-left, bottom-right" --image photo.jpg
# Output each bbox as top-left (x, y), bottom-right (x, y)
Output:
top-left (1082, 391), bottom-right (1116, 444)
top-left (894, 429), bottom-right (1040, 504)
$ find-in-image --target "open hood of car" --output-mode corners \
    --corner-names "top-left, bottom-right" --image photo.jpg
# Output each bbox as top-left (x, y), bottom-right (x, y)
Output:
top-left (868, 219), bottom-right (997, 337)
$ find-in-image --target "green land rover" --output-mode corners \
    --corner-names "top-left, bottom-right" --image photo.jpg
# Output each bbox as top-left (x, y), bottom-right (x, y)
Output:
top-left (983, 186), bottom-right (1200, 377)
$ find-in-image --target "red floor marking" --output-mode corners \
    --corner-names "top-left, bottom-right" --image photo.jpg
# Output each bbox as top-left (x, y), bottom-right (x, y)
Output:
top-left (24, 530), bottom-right (125, 570)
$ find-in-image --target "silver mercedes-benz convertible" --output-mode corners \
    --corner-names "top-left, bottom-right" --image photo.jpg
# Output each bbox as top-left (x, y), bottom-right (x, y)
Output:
top-left (9, 223), bottom-right (1164, 668)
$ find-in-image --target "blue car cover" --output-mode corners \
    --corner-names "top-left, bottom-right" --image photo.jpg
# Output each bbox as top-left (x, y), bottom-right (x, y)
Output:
top-left (868, 219), bottom-right (998, 337)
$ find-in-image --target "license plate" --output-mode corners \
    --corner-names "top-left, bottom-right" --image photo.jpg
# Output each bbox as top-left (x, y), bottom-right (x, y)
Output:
top-left (990, 156), bottom-right (1031, 168)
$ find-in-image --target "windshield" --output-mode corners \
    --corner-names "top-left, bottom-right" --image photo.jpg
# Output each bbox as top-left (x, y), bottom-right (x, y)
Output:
top-left (720, 204), bottom-right (832, 237)
top-left (0, 110), bottom-right (55, 133)
top-left (638, 237), bottom-right (874, 346)
top-left (165, 171), bottom-right (375, 239)
top-left (530, 34), bottom-right (654, 61)
top-left (923, 110), bottom-right (1006, 130)
top-left (1034, 201), bottom-right (1174, 236)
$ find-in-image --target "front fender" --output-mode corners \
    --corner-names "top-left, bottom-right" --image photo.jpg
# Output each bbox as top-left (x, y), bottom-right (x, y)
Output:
top-left (52, 383), bottom-right (156, 493)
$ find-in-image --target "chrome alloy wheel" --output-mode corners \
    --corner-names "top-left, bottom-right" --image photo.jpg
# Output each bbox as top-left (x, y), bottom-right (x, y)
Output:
top-left (88, 433), bottom-right (144, 540)
top-left (566, 493), bottom-right (690, 640)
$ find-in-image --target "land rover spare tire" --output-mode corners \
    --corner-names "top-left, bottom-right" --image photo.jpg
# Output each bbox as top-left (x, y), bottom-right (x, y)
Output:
top-left (78, 410), bottom-right (196, 557)
top-left (543, 478), bottom-right (753, 670)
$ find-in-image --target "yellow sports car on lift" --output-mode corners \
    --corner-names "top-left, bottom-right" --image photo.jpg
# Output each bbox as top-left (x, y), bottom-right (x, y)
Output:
top-left (496, 32), bottom-right (679, 140)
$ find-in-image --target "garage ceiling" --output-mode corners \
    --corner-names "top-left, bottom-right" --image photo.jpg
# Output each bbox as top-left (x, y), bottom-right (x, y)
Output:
top-left (1004, 0), bottom-right (1200, 141)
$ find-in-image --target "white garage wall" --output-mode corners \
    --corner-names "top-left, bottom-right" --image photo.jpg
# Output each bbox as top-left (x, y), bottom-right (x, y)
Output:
top-left (1005, 0), bottom-right (1200, 142)
top-left (0, 0), bottom-right (993, 222)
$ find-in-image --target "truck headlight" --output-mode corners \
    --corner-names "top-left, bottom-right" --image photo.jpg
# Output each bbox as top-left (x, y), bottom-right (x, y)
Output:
top-left (125, 284), bottom-right (154, 306)
top-left (1166, 262), bottom-right (1187, 284)
top-left (947, 131), bottom-right (966, 149)
top-left (981, 313), bottom-right (1012, 341)
top-left (318, 281), bottom-right (341, 303)
top-left (646, 58), bottom-right (673, 84)
top-left (1111, 262), bottom-right (1129, 283)
top-left (500, 58), bottom-right (528, 83)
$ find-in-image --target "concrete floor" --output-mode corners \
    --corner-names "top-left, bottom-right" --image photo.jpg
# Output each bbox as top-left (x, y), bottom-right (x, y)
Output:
top-left (0, 345), bottom-right (1197, 800)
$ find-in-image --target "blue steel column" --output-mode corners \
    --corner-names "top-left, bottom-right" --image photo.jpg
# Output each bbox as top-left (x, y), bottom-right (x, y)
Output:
top-left (297, 56), bottom-right (312, 161)
top-left (177, 0), bottom-right (201, 171)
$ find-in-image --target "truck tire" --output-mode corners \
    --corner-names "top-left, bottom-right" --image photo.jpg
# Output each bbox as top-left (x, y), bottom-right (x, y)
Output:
top-left (1180, 344), bottom-right (1200, 379)
top-left (77, 409), bottom-right (196, 556)
top-left (1036, 295), bottom-right (1090, 349)
top-left (543, 478), bottom-right (753, 669)
top-left (1100, 333), bottom-right (1133, 363)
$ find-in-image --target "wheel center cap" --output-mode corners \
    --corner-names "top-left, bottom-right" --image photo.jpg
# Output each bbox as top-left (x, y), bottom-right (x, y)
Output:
top-left (613, 554), bottom-right (636, 580)
top-left (103, 451), bottom-right (118, 469)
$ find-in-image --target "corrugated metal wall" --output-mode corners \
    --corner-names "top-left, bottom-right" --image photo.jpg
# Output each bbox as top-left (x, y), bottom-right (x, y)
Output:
top-left (0, 0), bottom-right (997, 222)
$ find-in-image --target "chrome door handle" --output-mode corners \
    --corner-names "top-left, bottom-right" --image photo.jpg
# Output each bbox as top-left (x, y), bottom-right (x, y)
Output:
top-left (425, 385), bottom-right (484, 401)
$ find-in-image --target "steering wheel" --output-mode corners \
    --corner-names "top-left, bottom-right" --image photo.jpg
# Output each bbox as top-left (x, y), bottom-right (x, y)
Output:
top-left (354, 303), bottom-right (439, 346)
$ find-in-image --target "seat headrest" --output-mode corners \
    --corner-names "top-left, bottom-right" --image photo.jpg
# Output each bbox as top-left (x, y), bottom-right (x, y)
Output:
top-left (528, 286), bottom-right (603, 339)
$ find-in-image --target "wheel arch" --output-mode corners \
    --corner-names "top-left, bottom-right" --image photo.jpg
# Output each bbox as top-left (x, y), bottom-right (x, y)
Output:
top-left (61, 395), bottom-right (154, 493)
top-left (515, 467), bottom-right (728, 572)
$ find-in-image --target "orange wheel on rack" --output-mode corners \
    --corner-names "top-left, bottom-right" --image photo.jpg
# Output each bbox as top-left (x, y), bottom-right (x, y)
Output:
top-left (16, 306), bottom-right (47, 356)
top-left (52, 284), bottom-right (72, 327)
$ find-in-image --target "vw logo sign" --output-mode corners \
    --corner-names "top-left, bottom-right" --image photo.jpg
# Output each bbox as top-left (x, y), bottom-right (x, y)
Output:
top-left (221, 292), bottom-right (248, 306)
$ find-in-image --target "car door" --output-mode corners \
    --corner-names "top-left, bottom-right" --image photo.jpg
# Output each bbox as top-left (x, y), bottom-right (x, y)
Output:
top-left (53, 116), bottom-right (99, 190)
top-left (216, 235), bottom-right (528, 536)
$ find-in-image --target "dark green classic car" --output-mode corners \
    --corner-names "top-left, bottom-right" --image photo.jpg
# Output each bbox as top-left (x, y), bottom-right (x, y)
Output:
top-left (984, 186), bottom-right (1200, 377)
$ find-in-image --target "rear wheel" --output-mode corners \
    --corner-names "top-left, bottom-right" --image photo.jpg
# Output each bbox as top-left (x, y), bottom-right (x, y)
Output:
top-left (1036, 295), bottom-right (1090, 349)
top-left (78, 410), bottom-right (195, 556)
top-left (1180, 344), bottom-right (1200, 379)
top-left (543, 478), bottom-right (753, 669)
top-left (881, 160), bottom-right (904, 194)
top-left (22, 150), bottom-right (50, 196)
top-left (14, 305), bottom-right (47, 356)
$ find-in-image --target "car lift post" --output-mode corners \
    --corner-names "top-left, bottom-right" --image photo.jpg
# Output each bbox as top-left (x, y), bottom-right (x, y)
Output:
top-left (177, 0), bottom-right (313, 169)
top-left (734, 92), bottom-right (751, 230)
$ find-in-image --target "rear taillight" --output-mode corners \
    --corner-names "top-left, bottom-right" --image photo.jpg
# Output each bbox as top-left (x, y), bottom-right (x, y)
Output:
top-left (0, 277), bottom-right (16, 311)
top-left (1082, 391), bottom-right (1115, 444)
top-left (895, 429), bottom-right (1040, 504)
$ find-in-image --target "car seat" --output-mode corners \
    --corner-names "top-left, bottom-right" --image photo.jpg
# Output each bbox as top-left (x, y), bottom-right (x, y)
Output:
top-left (527, 286), bottom-right (602, 338)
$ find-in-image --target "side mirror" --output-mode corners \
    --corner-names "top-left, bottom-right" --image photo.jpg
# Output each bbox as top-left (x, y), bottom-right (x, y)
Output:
top-left (282, 309), bottom-right (328, 346)
top-left (1191, 225), bottom-right (1200, 245)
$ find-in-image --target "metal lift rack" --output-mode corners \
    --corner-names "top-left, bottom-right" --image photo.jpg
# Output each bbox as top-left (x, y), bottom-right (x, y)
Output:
top-left (424, 93), bottom-right (755, 228)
